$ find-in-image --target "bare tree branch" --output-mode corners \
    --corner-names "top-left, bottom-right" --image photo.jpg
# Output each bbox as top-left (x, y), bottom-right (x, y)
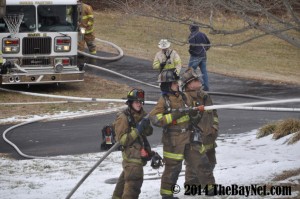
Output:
top-left (108, 0), bottom-right (300, 48)
top-left (283, 0), bottom-right (300, 26)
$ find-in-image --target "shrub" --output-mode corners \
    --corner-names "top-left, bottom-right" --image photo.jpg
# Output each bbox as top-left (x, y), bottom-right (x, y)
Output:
top-left (272, 118), bottom-right (300, 140)
top-left (257, 123), bottom-right (276, 138)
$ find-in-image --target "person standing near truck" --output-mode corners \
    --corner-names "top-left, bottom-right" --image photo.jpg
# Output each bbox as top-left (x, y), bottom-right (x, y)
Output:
top-left (78, 0), bottom-right (97, 54)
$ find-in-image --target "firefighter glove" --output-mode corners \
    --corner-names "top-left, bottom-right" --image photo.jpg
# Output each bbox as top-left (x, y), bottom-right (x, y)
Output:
top-left (160, 62), bottom-right (166, 68)
top-left (136, 118), bottom-right (151, 135)
top-left (197, 105), bottom-right (205, 112)
top-left (189, 108), bottom-right (201, 122)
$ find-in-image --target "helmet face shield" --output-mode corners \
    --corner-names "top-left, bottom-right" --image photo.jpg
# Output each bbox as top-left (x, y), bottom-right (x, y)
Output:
top-left (127, 89), bottom-right (145, 104)
top-left (136, 90), bottom-right (144, 99)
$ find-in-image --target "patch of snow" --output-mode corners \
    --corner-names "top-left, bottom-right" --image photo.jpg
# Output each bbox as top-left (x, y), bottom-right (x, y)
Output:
top-left (0, 106), bottom-right (127, 125)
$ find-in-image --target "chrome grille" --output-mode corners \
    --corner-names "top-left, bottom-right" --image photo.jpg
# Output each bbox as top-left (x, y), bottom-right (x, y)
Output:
top-left (22, 37), bottom-right (51, 55)
top-left (22, 58), bottom-right (51, 66)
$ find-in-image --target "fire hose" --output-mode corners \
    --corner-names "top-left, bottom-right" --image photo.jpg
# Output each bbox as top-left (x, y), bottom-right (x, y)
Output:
top-left (65, 142), bottom-right (120, 199)
top-left (85, 63), bottom-right (160, 89)
top-left (84, 63), bottom-right (274, 100)
top-left (2, 106), bottom-right (127, 161)
top-left (77, 38), bottom-right (123, 61)
top-left (173, 98), bottom-right (300, 112)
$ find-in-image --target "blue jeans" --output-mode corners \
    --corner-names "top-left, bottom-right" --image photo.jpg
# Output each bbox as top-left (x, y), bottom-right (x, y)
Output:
top-left (188, 55), bottom-right (209, 91)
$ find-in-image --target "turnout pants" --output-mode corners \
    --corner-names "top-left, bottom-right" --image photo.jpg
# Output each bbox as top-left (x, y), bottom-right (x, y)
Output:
top-left (185, 145), bottom-right (216, 186)
top-left (78, 33), bottom-right (96, 53)
top-left (160, 131), bottom-right (191, 197)
top-left (112, 162), bottom-right (143, 199)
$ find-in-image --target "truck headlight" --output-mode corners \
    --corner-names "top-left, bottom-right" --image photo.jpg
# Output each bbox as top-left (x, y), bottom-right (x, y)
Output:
top-left (3, 38), bottom-right (20, 54)
top-left (54, 36), bottom-right (71, 52)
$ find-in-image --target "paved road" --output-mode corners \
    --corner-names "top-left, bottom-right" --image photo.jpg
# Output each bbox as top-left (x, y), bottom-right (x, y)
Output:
top-left (1, 55), bottom-right (299, 159)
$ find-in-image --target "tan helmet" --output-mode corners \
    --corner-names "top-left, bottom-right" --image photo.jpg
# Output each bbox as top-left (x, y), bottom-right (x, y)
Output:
top-left (158, 39), bottom-right (171, 49)
top-left (181, 69), bottom-right (201, 89)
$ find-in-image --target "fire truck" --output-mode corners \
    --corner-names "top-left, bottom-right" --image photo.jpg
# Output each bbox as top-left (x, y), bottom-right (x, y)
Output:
top-left (0, 0), bottom-right (84, 85)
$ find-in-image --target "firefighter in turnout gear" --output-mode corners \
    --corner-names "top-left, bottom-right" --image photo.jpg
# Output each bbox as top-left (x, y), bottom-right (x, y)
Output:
top-left (112, 89), bottom-right (153, 199)
top-left (78, 1), bottom-right (97, 54)
top-left (181, 69), bottom-right (219, 195)
top-left (153, 39), bottom-right (182, 76)
top-left (149, 69), bottom-right (204, 199)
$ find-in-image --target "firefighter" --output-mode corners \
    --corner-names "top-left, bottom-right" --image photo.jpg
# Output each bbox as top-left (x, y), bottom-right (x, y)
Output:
top-left (112, 88), bottom-right (153, 199)
top-left (66, 6), bottom-right (73, 24)
top-left (77, 0), bottom-right (97, 54)
top-left (149, 69), bottom-right (204, 199)
top-left (153, 39), bottom-right (182, 76)
top-left (181, 69), bottom-right (219, 195)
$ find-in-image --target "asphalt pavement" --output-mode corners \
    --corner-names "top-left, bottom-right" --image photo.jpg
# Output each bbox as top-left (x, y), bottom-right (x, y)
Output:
top-left (1, 54), bottom-right (299, 159)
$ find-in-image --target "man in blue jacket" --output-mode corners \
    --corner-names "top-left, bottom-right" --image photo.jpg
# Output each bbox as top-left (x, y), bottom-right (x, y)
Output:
top-left (188, 25), bottom-right (211, 91)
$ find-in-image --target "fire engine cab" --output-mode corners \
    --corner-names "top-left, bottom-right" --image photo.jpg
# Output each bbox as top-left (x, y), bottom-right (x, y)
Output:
top-left (0, 0), bottom-right (84, 84)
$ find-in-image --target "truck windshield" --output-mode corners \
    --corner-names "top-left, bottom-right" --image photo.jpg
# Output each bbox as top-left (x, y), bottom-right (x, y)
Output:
top-left (38, 5), bottom-right (77, 32)
top-left (0, 5), bottom-right (36, 32)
